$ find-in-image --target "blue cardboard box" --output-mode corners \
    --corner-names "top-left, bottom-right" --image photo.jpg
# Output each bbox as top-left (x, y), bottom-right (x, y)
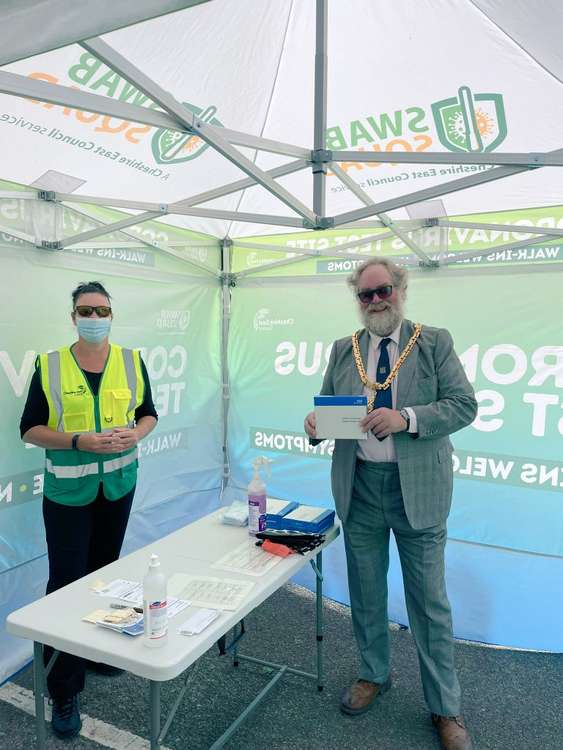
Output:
top-left (267, 504), bottom-right (335, 534)
top-left (265, 497), bottom-right (299, 525)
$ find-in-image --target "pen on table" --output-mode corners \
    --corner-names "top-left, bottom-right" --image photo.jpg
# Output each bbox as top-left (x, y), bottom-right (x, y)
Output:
top-left (110, 603), bottom-right (143, 614)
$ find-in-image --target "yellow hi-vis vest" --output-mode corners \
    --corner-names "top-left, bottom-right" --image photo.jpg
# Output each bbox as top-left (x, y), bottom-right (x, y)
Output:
top-left (38, 344), bottom-right (144, 505)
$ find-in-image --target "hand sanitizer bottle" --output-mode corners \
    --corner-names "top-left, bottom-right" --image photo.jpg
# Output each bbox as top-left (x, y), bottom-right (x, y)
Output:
top-left (143, 553), bottom-right (168, 647)
top-left (248, 457), bottom-right (270, 536)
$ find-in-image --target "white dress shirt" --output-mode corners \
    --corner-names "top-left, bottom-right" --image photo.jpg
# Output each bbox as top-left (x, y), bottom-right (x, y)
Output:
top-left (356, 324), bottom-right (417, 462)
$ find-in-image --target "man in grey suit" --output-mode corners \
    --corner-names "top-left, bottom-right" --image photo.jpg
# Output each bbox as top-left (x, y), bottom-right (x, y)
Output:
top-left (304, 258), bottom-right (477, 750)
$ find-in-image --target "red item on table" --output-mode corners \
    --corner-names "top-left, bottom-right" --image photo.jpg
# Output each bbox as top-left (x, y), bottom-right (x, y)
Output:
top-left (261, 539), bottom-right (294, 557)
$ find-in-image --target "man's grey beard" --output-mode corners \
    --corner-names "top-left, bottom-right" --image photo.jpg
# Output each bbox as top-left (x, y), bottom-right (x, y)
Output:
top-left (360, 300), bottom-right (404, 336)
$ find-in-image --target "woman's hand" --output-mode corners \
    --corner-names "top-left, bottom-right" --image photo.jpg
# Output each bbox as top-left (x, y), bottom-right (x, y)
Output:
top-left (76, 432), bottom-right (123, 453)
top-left (110, 427), bottom-right (140, 451)
top-left (76, 430), bottom-right (136, 453)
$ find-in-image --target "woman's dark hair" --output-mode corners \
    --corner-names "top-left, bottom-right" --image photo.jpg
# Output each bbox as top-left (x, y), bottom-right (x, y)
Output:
top-left (71, 281), bottom-right (111, 307)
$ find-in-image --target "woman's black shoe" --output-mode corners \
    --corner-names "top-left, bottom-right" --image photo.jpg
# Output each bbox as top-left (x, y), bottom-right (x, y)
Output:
top-left (51, 694), bottom-right (81, 738)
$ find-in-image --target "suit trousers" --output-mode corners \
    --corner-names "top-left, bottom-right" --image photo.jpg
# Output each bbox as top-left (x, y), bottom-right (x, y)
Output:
top-left (42, 484), bottom-right (135, 699)
top-left (343, 459), bottom-right (461, 716)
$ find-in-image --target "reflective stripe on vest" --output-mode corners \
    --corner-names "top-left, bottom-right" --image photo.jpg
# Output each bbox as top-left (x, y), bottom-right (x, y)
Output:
top-left (45, 458), bottom-right (99, 479)
top-left (45, 448), bottom-right (138, 479)
top-left (47, 350), bottom-right (63, 432)
top-left (102, 448), bottom-right (139, 474)
top-left (122, 347), bottom-right (138, 419)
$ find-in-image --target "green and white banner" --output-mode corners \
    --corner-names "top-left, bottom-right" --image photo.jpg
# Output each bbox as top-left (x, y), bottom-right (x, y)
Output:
top-left (0, 234), bottom-right (223, 576)
top-left (230, 204), bottom-right (563, 276)
top-left (227, 261), bottom-right (562, 558)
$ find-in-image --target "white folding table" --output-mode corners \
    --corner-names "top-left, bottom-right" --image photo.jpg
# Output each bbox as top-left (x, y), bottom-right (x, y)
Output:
top-left (7, 508), bottom-right (340, 749)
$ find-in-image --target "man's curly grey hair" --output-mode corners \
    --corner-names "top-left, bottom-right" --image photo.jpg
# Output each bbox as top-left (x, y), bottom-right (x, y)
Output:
top-left (347, 258), bottom-right (408, 294)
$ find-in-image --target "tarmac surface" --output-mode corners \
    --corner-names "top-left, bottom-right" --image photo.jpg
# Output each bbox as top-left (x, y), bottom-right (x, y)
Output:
top-left (1, 582), bottom-right (561, 750)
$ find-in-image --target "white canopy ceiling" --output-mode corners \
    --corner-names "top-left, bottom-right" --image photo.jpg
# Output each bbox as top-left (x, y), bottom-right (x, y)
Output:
top-left (470, 0), bottom-right (563, 84)
top-left (0, 0), bottom-right (562, 240)
top-left (0, 1), bottom-right (211, 66)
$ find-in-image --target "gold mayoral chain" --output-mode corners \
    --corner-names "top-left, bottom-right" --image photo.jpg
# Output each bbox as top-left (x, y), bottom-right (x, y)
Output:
top-left (352, 324), bottom-right (422, 411)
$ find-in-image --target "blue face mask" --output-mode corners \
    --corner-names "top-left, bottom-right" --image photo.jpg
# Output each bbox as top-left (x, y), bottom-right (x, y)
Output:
top-left (76, 317), bottom-right (112, 343)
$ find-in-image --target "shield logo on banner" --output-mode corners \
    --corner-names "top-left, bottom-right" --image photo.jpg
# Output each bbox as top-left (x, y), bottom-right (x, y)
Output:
top-left (177, 311), bottom-right (191, 331)
top-left (431, 86), bottom-right (507, 153)
top-left (151, 104), bottom-right (222, 165)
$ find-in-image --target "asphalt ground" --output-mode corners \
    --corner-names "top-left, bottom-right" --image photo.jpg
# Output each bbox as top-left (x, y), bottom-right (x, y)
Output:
top-left (1, 583), bottom-right (561, 750)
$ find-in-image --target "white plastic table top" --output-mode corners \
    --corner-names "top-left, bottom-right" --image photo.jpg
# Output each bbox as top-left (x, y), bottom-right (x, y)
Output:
top-left (7, 508), bottom-right (339, 682)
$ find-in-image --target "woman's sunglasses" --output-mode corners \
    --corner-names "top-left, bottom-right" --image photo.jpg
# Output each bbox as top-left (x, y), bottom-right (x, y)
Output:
top-left (74, 305), bottom-right (112, 318)
top-left (356, 285), bottom-right (393, 303)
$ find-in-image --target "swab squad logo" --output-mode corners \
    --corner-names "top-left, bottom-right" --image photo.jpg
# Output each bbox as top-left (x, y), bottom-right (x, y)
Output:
top-left (431, 85), bottom-right (507, 153)
top-left (324, 83), bottom-right (508, 185)
top-left (151, 104), bottom-right (223, 165)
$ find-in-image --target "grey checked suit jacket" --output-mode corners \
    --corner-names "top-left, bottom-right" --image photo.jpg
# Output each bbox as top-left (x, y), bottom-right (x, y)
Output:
top-left (317, 319), bottom-right (477, 529)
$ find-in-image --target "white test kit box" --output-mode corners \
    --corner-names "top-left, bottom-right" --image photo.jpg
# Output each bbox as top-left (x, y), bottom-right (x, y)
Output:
top-left (314, 395), bottom-right (368, 440)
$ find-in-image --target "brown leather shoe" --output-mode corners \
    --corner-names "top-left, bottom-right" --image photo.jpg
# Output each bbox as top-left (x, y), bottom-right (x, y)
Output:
top-left (431, 714), bottom-right (473, 750)
top-left (340, 677), bottom-right (391, 715)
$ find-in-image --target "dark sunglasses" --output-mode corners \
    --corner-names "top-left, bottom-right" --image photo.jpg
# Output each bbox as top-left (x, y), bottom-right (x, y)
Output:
top-left (74, 305), bottom-right (112, 318)
top-left (356, 285), bottom-right (393, 303)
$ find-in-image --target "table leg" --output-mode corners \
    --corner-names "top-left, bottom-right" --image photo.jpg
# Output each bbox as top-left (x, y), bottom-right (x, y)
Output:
top-left (150, 680), bottom-right (161, 750)
top-left (232, 624), bottom-right (239, 667)
top-left (315, 550), bottom-right (324, 691)
top-left (32, 641), bottom-right (46, 750)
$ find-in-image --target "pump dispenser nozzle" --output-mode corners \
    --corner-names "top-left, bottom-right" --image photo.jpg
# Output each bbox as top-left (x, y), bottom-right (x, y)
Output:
top-left (252, 456), bottom-right (272, 479)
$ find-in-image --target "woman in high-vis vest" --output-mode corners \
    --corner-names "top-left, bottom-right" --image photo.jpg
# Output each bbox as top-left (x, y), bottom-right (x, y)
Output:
top-left (20, 280), bottom-right (157, 739)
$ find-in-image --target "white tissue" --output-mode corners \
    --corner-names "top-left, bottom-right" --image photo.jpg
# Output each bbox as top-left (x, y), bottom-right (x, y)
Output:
top-left (220, 500), bottom-right (248, 526)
